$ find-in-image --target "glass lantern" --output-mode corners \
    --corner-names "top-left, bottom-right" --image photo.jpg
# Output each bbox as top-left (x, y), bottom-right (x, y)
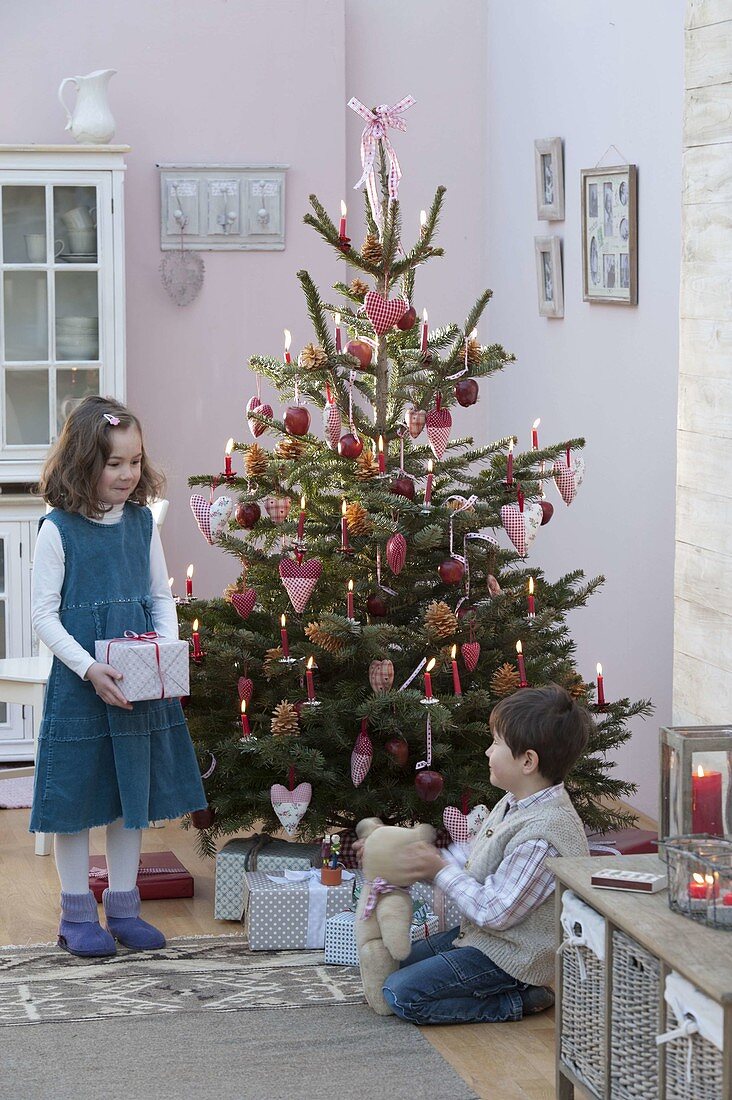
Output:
top-left (659, 725), bottom-right (732, 841)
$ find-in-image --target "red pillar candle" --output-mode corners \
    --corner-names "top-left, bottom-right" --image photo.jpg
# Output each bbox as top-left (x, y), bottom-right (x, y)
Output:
top-left (306, 656), bottom-right (316, 701)
top-left (240, 699), bottom-right (251, 738)
top-left (297, 495), bottom-right (306, 541)
top-left (341, 499), bottom-right (350, 550)
top-left (531, 418), bottom-right (540, 450)
top-left (516, 640), bottom-right (527, 686)
top-left (347, 579), bottom-right (354, 619)
top-left (186, 564), bottom-right (194, 598)
top-left (378, 435), bottom-right (385, 474)
top-left (425, 458), bottom-right (433, 505)
top-left (527, 577), bottom-right (535, 619)
top-left (423, 657), bottom-right (436, 699)
top-left (692, 765), bottom-right (724, 835)
top-left (420, 309), bottom-right (429, 353)
top-left (339, 200), bottom-right (347, 238)
top-left (596, 663), bottom-right (606, 706)
top-left (191, 619), bottom-right (202, 660)
top-left (506, 441), bottom-right (514, 485)
top-left (224, 437), bottom-right (234, 477)
top-left (450, 644), bottom-right (462, 696)
top-left (284, 329), bottom-right (292, 364)
top-left (334, 312), bottom-right (342, 353)
top-left (280, 614), bottom-right (290, 658)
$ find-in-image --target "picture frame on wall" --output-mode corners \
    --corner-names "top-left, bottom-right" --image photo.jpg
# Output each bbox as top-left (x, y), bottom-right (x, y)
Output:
top-left (581, 164), bottom-right (638, 305)
top-left (534, 236), bottom-right (564, 318)
top-left (534, 138), bottom-right (564, 220)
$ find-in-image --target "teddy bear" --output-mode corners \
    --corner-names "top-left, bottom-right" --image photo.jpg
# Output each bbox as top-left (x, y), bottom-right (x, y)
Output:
top-left (354, 816), bottom-right (436, 1015)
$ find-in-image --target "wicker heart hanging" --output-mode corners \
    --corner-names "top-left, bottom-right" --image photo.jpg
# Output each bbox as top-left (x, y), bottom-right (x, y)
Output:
top-left (246, 396), bottom-right (273, 439)
top-left (553, 453), bottom-right (586, 506)
top-left (237, 676), bottom-right (254, 704)
top-left (279, 557), bottom-right (323, 613)
top-left (426, 397), bottom-right (452, 460)
top-left (364, 290), bottom-right (408, 335)
top-left (323, 401), bottom-right (342, 450)
top-left (368, 658), bottom-right (394, 694)
top-left (351, 719), bottom-right (373, 787)
top-left (230, 588), bottom-right (256, 619)
top-left (386, 532), bottom-right (407, 575)
top-left (270, 781), bottom-right (312, 836)
top-left (190, 494), bottom-right (233, 545)
top-left (461, 641), bottom-right (480, 672)
top-left (500, 499), bottom-right (542, 558)
top-left (442, 804), bottom-right (490, 845)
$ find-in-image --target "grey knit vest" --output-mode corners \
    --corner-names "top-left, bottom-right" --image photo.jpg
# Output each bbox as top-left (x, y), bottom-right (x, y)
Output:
top-left (454, 787), bottom-right (589, 986)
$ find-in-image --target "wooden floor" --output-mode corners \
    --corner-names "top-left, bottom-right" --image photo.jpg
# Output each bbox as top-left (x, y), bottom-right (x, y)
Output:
top-left (0, 801), bottom-right (653, 1099)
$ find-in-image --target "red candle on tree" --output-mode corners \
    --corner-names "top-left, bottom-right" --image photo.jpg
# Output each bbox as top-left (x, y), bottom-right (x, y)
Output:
top-left (516, 640), bottom-right (527, 686)
top-left (347, 579), bottom-right (354, 619)
top-left (531, 418), bottom-right (540, 450)
top-left (224, 437), bottom-right (234, 477)
top-left (692, 765), bottom-right (724, 835)
top-left (284, 329), bottom-right (292, 364)
top-left (297, 495), bottom-right (306, 541)
top-left (338, 200), bottom-right (347, 238)
top-left (341, 499), bottom-right (350, 550)
top-left (528, 577), bottom-right (535, 618)
top-left (420, 309), bottom-right (429, 353)
top-left (334, 312), bottom-right (342, 353)
top-left (240, 699), bottom-right (251, 739)
top-left (378, 435), bottom-right (385, 474)
top-left (506, 440), bottom-right (514, 485)
top-left (186, 564), bottom-right (194, 598)
top-left (450, 645), bottom-right (462, 696)
top-left (280, 614), bottom-right (290, 658)
top-left (425, 458), bottom-right (433, 505)
top-left (191, 618), bottom-right (202, 660)
top-left (306, 656), bottom-right (316, 701)
top-left (423, 657), bottom-right (436, 699)
top-left (596, 663), bottom-right (606, 706)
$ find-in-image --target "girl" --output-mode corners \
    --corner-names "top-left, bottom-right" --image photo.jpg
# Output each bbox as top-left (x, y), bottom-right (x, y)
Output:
top-left (29, 396), bottom-right (207, 957)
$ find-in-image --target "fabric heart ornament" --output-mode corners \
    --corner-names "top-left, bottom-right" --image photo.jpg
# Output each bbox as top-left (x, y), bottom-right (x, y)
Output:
top-left (499, 500), bottom-right (543, 558)
top-left (270, 781), bottom-right (312, 836)
top-left (230, 588), bottom-right (256, 619)
top-left (246, 396), bottom-right (273, 439)
top-left (237, 676), bottom-right (253, 704)
top-left (322, 402), bottom-right (342, 450)
top-left (405, 406), bottom-right (426, 439)
top-left (426, 405), bottom-right (452, 460)
top-left (190, 494), bottom-right (233, 545)
top-left (461, 641), bottom-right (480, 672)
top-left (442, 804), bottom-right (490, 845)
top-left (351, 722), bottom-right (373, 787)
top-left (386, 532), bottom-right (407, 575)
top-left (368, 659), bottom-right (394, 694)
top-left (364, 290), bottom-right (408, 335)
top-left (279, 557), bottom-right (323, 613)
top-left (264, 495), bottom-right (291, 524)
top-left (553, 454), bottom-right (586, 506)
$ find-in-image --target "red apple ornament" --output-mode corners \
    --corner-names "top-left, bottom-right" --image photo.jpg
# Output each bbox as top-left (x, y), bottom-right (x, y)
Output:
top-left (415, 769), bottom-right (444, 802)
top-left (439, 558), bottom-right (465, 585)
top-left (191, 807), bottom-right (216, 829)
top-left (455, 378), bottom-right (479, 407)
top-left (540, 500), bottom-right (554, 525)
top-left (390, 473), bottom-right (415, 501)
top-left (235, 501), bottom-right (261, 529)
top-left (385, 738), bottom-right (409, 766)
top-left (396, 306), bottom-right (417, 331)
top-left (338, 432), bottom-right (364, 459)
top-left (346, 339), bottom-right (373, 369)
top-left (284, 405), bottom-right (311, 436)
top-left (366, 593), bottom-right (388, 617)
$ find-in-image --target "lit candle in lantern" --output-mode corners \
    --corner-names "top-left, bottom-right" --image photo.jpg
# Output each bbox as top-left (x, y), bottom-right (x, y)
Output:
top-left (306, 656), bottom-right (316, 701)
top-left (596, 663), bottom-right (606, 706)
top-left (378, 435), bottom-right (385, 474)
top-left (692, 764), bottom-right (724, 835)
top-left (531, 418), bottom-right (541, 450)
top-left (516, 641), bottom-right (527, 686)
top-left (341, 499), bottom-right (350, 550)
top-left (528, 577), bottom-right (535, 618)
top-left (297, 495), bottom-right (306, 541)
top-left (506, 440), bottom-right (514, 485)
top-left (191, 619), bottom-right (202, 660)
top-left (224, 437), bottom-right (234, 477)
top-left (420, 309), bottom-right (429, 353)
top-left (334, 312), bottom-right (342, 352)
top-left (688, 872), bottom-right (719, 900)
top-left (284, 329), bottom-right (292, 364)
top-left (280, 614), bottom-right (290, 658)
top-left (451, 644), bottom-right (462, 696)
top-left (186, 564), bottom-right (194, 598)
top-left (347, 579), bottom-right (354, 619)
top-left (240, 699), bottom-right (251, 739)
top-left (424, 657), bottom-right (436, 699)
top-left (339, 200), bottom-right (347, 238)
top-left (420, 209), bottom-right (427, 235)
top-left (425, 458), bottom-right (434, 505)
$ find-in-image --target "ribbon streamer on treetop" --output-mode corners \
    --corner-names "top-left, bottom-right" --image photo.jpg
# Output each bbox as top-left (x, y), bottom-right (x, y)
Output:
top-left (348, 95), bottom-right (416, 226)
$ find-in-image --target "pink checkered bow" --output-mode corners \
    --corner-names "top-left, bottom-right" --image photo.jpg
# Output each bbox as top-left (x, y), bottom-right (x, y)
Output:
top-left (348, 95), bottom-right (416, 223)
top-left (360, 877), bottom-right (410, 920)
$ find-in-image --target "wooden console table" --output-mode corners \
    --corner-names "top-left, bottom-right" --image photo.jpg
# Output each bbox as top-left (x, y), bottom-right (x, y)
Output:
top-left (548, 855), bottom-right (732, 1099)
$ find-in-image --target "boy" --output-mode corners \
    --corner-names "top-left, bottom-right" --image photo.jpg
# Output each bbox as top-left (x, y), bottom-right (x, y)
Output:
top-left (380, 684), bottom-right (591, 1024)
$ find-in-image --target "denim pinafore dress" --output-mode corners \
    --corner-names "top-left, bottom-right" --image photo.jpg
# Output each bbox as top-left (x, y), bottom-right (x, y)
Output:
top-left (29, 504), bottom-right (207, 834)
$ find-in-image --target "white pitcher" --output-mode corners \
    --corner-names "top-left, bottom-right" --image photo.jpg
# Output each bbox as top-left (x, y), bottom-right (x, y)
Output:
top-left (58, 69), bottom-right (116, 144)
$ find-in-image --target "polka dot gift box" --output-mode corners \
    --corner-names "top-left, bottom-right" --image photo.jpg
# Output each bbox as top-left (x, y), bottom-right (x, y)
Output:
top-left (214, 837), bottom-right (320, 921)
top-left (242, 868), bottom-right (363, 950)
top-left (324, 908), bottom-right (439, 967)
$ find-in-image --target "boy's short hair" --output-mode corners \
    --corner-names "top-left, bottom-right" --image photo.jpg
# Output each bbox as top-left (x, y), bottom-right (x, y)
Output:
top-left (489, 684), bottom-right (591, 784)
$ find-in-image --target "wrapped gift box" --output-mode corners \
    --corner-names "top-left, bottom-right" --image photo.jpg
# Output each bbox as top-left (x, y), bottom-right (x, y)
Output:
top-left (94, 635), bottom-right (189, 701)
top-left (243, 868), bottom-right (360, 950)
top-left (325, 908), bottom-right (439, 966)
top-left (410, 881), bottom-right (461, 932)
top-left (586, 828), bottom-right (658, 856)
top-left (88, 850), bottom-right (193, 902)
top-left (215, 836), bottom-right (320, 921)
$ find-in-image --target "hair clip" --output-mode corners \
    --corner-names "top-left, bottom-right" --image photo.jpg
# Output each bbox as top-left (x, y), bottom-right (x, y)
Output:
top-left (103, 414), bottom-right (121, 426)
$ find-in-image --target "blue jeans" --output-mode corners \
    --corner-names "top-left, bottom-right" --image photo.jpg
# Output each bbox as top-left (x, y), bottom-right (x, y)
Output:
top-left (382, 927), bottom-right (525, 1025)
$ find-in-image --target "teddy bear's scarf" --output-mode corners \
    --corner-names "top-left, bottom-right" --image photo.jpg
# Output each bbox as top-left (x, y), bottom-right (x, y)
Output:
top-left (360, 877), bottom-right (411, 919)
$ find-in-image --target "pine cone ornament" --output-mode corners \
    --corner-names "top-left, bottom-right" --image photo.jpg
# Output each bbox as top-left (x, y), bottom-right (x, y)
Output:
top-left (424, 600), bottom-right (458, 640)
top-left (300, 343), bottom-right (328, 371)
top-left (465, 336), bottom-right (481, 367)
top-left (345, 501), bottom-right (372, 536)
top-left (356, 448), bottom-right (380, 481)
top-left (491, 663), bottom-right (522, 697)
top-left (275, 437), bottom-right (306, 460)
top-left (362, 234), bottom-right (383, 265)
top-left (245, 443), bottom-right (269, 479)
top-left (271, 700), bottom-right (299, 737)
top-left (350, 278), bottom-right (369, 300)
top-left (447, 498), bottom-right (477, 519)
top-left (263, 646), bottom-right (284, 677)
top-left (305, 621), bottom-right (346, 655)
top-left (561, 670), bottom-right (588, 701)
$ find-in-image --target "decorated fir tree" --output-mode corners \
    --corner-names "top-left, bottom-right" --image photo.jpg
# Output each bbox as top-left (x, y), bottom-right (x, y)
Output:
top-left (181, 99), bottom-right (650, 855)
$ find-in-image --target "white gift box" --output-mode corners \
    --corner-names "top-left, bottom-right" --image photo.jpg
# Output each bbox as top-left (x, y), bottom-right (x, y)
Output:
top-left (324, 908), bottom-right (439, 966)
top-left (95, 633), bottom-right (189, 702)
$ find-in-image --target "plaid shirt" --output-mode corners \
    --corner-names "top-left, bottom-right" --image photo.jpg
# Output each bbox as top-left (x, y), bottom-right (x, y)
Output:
top-left (434, 784), bottom-right (564, 931)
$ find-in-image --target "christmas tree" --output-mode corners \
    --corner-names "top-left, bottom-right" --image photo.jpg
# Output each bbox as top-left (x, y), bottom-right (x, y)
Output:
top-left (181, 98), bottom-right (650, 855)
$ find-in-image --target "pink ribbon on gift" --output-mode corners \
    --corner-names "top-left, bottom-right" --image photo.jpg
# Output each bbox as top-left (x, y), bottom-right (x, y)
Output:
top-left (348, 95), bottom-right (416, 224)
top-left (104, 630), bottom-right (165, 699)
top-left (360, 877), bottom-right (411, 920)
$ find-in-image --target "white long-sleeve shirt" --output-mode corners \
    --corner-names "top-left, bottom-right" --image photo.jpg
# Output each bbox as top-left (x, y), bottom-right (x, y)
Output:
top-left (31, 504), bottom-right (178, 681)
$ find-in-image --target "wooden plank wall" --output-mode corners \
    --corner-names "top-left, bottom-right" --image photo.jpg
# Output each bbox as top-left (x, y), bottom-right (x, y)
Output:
top-left (675, 0), bottom-right (732, 722)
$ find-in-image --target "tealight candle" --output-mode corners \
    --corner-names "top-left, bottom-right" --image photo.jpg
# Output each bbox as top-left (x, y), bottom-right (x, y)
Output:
top-left (451, 644), bottom-right (462, 696)
top-left (186, 564), bottom-right (194, 598)
top-left (516, 640), bottom-right (527, 686)
top-left (280, 614), bottom-right (290, 658)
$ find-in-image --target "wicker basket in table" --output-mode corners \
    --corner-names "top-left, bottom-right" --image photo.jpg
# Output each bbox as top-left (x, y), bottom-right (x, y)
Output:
top-left (611, 930), bottom-right (661, 1099)
top-left (664, 1005), bottom-right (724, 1100)
top-left (559, 932), bottom-right (606, 1096)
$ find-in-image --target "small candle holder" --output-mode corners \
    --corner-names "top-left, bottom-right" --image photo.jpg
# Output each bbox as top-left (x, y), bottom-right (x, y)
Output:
top-left (663, 834), bottom-right (732, 930)
top-left (592, 702), bottom-right (611, 714)
top-left (337, 234), bottom-right (351, 254)
top-left (303, 698), bottom-right (322, 708)
top-left (279, 655), bottom-right (298, 665)
top-left (501, 480), bottom-right (515, 495)
top-left (192, 652), bottom-right (205, 666)
top-left (659, 725), bottom-right (732, 841)
top-left (420, 696), bottom-right (439, 707)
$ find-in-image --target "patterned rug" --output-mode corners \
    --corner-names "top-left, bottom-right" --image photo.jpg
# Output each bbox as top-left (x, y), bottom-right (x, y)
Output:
top-left (0, 935), bottom-right (365, 1027)
top-left (0, 775), bottom-right (33, 808)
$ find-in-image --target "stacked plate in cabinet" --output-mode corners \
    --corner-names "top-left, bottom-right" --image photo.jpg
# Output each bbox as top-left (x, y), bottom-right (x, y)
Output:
top-left (56, 316), bottom-right (98, 360)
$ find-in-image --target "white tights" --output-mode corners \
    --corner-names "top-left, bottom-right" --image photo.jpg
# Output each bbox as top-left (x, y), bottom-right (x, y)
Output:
top-left (54, 819), bottom-right (142, 895)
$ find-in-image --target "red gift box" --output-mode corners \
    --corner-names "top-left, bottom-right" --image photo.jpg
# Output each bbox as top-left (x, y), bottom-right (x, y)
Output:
top-left (587, 828), bottom-right (658, 857)
top-left (88, 850), bottom-right (194, 901)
